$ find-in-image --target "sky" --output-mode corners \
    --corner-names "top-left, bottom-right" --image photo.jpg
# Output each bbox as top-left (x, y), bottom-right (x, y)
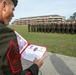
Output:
top-left (10, 0), bottom-right (76, 24)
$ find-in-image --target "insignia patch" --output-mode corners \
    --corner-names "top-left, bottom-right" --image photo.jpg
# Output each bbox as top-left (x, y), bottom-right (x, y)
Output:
top-left (7, 40), bottom-right (22, 73)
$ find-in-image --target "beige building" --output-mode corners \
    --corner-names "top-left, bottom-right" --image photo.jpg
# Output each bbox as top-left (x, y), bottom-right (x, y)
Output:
top-left (12, 14), bottom-right (65, 25)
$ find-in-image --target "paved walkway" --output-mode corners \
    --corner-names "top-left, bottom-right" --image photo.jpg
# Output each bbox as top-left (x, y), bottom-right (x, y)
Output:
top-left (21, 52), bottom-right (76, 75)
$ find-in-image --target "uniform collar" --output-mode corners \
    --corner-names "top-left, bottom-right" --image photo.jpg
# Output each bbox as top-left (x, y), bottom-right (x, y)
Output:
top-left (0, 20), bottom-right (5, 27)
top-left (0, 20), bottom-right (4, 24)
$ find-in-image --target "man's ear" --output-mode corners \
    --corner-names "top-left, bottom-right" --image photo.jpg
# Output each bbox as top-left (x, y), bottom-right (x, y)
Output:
top-left (2, 0), bottom-right (7, 11)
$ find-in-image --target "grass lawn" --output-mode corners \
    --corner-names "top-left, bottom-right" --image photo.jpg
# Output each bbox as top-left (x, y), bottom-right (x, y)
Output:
top-left (9, 25), bottom-right (76, 57)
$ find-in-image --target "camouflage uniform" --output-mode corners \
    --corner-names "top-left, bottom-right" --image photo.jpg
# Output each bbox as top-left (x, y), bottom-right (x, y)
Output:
top-left (66, 22), bottom-right (70, 34)
top-left (70, 23), bottom-right (75, 34)
top-left (28, 24), bottom-right (31, 32)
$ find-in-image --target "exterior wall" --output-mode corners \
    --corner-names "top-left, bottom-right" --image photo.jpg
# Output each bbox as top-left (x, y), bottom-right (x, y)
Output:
top-left (12, 15), bottom-right (65, 25)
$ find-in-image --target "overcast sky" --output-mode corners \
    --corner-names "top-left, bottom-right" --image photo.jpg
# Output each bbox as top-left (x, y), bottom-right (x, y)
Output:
top-left (10, 0), bottom-right (76, 24)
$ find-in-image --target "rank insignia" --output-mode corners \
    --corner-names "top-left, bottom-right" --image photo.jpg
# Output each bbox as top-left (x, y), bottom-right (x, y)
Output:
top-left (7, 40), bottom-right (22, 73)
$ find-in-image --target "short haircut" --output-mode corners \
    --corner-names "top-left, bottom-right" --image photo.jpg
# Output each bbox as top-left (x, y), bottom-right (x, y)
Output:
top-left (0, 0), bottom-right (18, 7)
top-left (0, 0), bottom-right (2, 3)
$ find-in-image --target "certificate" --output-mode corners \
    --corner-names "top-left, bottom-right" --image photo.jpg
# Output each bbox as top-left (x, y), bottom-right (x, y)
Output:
top-left (15, 31), bottom-right (48, 62)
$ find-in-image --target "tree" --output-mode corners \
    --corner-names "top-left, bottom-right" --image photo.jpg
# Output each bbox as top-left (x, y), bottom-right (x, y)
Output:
top-left (73, 12), bottom-right (76, 20)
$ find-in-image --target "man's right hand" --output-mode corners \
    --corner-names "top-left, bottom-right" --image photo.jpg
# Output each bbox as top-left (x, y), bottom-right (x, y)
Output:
top-left (33, 56), bottom-right (44, 68)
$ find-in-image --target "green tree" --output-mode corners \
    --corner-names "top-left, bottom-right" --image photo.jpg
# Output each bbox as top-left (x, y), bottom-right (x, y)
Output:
top-left (73, 12), bottom-right (76, 20)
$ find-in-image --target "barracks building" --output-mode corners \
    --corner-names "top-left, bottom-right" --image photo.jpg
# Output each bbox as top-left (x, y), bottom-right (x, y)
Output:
top-left (12, 14), bottom-right (65, 25)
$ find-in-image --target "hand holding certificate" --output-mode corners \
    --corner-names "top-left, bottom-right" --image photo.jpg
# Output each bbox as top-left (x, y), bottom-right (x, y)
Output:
top-left (15, 31), bottom-right (48, 62)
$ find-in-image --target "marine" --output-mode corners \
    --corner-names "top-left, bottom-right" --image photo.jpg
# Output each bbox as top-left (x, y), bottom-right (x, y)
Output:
top-left (0, 0), bottom-right (44, 75)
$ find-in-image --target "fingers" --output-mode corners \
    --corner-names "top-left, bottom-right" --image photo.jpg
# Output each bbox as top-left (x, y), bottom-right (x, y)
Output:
top-left (33, 56), bottom-right (44, 68)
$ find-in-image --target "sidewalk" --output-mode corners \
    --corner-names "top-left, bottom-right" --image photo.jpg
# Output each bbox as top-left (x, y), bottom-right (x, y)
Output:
top-left (21, 52), bottom-right (76, 75)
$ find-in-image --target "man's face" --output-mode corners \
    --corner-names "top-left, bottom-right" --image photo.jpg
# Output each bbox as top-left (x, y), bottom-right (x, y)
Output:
top-left (2, 1), bottom-right (15, 25)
